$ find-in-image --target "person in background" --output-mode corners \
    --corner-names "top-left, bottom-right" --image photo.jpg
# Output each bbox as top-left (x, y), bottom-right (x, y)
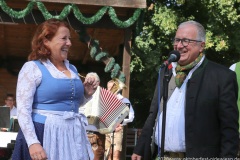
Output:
top-left (79, 72), bottom-right (106, 160)
top-left (229, 62), bottom-right (240, 158)
top-left (132, 20), bottom-right (239, 160)
top-left (0, 93), bottom-right (17, 132)
top-left (2, 93), bottom-right (17, 118)
top-left (11, 18), bottom-right (98, 160)
top-left (105, 79), bottom-right (135, 160)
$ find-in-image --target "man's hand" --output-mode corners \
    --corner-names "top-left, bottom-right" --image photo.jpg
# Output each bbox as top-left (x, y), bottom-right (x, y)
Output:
top-left (115, 124), bottom-right (122, 132)
top-left (0, 128), bottom-right (8, 132)
top-left (29, 143), bottom-right (47, 160)
top-left (131, 153), bottom-right (142, 160)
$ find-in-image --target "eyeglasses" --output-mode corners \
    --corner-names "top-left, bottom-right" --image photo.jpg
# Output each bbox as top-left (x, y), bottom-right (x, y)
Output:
top-left (173, 38), bottom-right (202, 47)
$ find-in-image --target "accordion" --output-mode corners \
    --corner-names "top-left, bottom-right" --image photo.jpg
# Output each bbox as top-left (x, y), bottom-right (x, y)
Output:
top-left (83, 86), bottom-right (129, 134)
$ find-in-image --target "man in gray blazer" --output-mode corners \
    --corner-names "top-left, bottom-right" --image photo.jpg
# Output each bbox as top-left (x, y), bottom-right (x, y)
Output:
top-left (132, 20), bottom-right (239, 159)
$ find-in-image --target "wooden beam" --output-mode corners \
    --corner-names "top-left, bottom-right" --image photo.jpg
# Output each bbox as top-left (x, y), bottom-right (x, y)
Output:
top-left (122, 28), bottom-right (131, 99)
top-left (35, 0), bottom-right (146, 8)
top-left (6, 0), bottom-right (146, 8)
top-left (0, 25), bottom-right (6, 58)
top-left (121, 28), bottom-right (132, 160)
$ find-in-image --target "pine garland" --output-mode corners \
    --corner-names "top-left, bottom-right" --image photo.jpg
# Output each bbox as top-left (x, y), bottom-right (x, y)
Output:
top-left (72, 5), bottom-right (108, 24)
top-left (89, 39), bottom-right (126, 82)
top-left (89, 40), bottom-right (99, 58)
top-left (0, 0), bottom-right (143, 28)
top-left (0, 0), bottom-right (35, 18)
top-left (95, 52), bottom-right (108, 61)
top-left (77, 27), bottom-right (126, 82)
top-left (104, 57), bottom-right (115, 72)
top-left (111, 64), bottom-right (121, 78)
top-left (108, 7), bottom-right (142, 28)
top-left (0, 0), bottom-right (138, 83)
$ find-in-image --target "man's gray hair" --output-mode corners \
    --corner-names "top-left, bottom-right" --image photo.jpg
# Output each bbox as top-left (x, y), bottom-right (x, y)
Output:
top-left (178, 20), bottom-right (206, 42)
top-left (86, 72), bottom-right (100, 82)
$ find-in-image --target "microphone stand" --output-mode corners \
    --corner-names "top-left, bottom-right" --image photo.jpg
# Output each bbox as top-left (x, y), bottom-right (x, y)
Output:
top-left (160, 65), bottom-right (171, 158)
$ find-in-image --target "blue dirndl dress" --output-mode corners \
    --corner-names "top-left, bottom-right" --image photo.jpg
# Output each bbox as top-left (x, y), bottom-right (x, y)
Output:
top-left (12, 122), bottom-right (44, 160)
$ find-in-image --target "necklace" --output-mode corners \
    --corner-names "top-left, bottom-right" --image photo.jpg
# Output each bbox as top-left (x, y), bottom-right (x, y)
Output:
top-left (61, 70), bottom-right (67, 73)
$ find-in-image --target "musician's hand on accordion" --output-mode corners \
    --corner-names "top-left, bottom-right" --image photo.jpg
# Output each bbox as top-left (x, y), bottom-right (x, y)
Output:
top-left (83, 75), bottom-right (100, 98)
top-left (114, 124), bottom-right (123, 132)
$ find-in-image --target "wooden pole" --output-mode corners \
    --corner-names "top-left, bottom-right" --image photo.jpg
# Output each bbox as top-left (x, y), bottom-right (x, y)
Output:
top-left (122, 28), bottom-right (131, 98)
top-left (121, 28), bottom-right (132, 160)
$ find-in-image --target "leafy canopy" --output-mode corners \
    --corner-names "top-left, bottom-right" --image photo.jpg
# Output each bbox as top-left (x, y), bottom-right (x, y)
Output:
top-left (130, 0), bottom-right (240, 127)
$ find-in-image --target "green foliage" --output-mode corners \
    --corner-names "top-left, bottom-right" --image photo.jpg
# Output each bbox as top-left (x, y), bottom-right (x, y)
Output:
top-left (130, 0), bottom-right (240, 127)
top-left (0, 1), bottom-right (142, 28)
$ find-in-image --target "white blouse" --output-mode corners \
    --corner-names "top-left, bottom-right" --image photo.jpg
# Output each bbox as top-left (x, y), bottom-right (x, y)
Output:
top-left (16, 59), bottom-right (80, 147)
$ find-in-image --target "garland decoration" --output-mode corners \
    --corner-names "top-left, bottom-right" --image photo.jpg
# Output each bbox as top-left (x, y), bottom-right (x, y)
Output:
top-left (89, 40), bottom-right (100, 58)
top-left (0, 0), bottom-right (143, 28)
top-left (0, 0), bottom-right (142, 83)
top-left (0, 0), bottom-right (35, 18)
top-left (36, 2), bottom-right (72, 20)
top-left (118, 72), bottom-right (126, 82)
top-left (95, 52), bottom-right (108, 61)
top-left (108, 7), bottom-right (142, 28)
top-left (77, 27), bottom-right (126, 82)
top-left (72, 5), bottom-right (108, 25)
top-left (111, 64), bottom-right (121, 78)
top-left (104, 57), bottom-right (115, 72)
top-left (78, 30), bottom-right (126, 83)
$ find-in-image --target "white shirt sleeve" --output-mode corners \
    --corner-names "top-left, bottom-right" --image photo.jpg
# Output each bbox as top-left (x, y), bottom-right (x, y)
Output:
top-left (10, 107), bottom-right (18, 118)
top-left (121, 97), bottom-right (135, 126)
top-left (229, 63), bottom-right (236, 71)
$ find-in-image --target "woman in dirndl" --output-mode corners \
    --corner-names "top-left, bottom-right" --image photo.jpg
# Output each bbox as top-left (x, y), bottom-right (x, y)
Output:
top-left (12, 18), bottom-right (97, 160)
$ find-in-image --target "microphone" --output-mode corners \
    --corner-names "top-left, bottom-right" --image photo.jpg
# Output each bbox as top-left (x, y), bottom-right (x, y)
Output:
top-left (161, 50), bottom-right (180, 68)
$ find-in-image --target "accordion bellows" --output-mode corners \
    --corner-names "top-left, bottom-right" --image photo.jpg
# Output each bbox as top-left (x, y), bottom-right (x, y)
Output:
top-left (84, 86), bottom-right (130, 134)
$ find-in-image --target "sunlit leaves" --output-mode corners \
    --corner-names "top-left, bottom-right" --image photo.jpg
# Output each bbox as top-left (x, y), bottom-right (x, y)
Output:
top-left (152, 6), bottom-right (178, 35)
top-left (130, 0), bottom-right (240, 126)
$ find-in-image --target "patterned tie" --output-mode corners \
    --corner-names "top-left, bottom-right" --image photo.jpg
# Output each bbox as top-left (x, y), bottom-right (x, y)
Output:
top-left (175, 53), bottom-right (203, 88)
